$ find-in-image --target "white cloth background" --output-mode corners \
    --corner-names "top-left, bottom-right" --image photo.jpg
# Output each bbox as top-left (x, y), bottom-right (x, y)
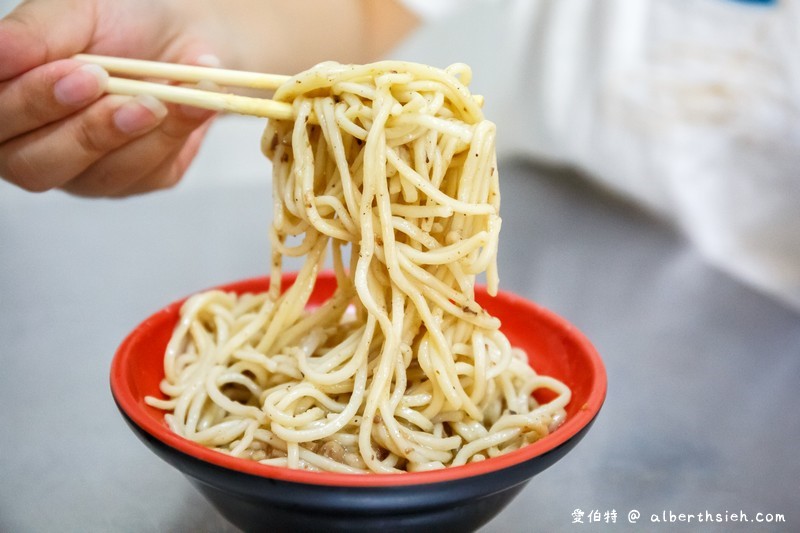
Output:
top-left (399, 0), bottom-right (800, 310)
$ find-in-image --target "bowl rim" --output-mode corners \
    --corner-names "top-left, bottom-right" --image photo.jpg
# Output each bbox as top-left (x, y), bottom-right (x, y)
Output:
top-left (111, 273), bottom-right (607, 488)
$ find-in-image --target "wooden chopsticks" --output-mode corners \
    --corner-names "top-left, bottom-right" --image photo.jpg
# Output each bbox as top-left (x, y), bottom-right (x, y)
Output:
top-left (75, 54), bottom-right (294, 120)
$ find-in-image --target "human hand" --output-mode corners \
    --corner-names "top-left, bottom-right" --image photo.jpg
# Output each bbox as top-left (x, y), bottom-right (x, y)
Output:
top-left (0, 0), bottom-right (219, 196)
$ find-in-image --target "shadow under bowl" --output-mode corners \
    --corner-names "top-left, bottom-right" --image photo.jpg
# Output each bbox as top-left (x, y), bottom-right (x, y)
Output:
top-left (111, 272), bottom-right (606, 533)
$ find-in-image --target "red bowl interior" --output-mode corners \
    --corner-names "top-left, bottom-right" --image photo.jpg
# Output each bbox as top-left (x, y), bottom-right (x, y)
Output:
top-left (111, 272), bottom-right (606, 487)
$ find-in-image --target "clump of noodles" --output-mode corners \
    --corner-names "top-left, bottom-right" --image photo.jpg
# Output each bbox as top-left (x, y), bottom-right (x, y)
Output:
top-left (146, 61), bottom-right (571, 473)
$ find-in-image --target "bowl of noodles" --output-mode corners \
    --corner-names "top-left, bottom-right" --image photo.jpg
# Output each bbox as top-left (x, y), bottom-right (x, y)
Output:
top-left (111, 59), bottom-right (605, 532)
top-left (111, 271), bottom-right (605, 533)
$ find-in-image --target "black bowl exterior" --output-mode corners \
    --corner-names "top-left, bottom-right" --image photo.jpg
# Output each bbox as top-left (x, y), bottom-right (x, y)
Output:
top-left (194, 480), bottom-right (527, 533)
top-left (120, 407), bottom-right (596, 533)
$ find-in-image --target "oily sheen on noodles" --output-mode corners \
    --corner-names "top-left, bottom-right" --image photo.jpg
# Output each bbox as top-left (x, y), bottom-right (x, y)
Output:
top-left (146, 61), bottom-right (571, 473)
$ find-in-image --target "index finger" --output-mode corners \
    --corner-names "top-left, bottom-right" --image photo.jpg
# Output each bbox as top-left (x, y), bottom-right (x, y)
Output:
top-left (0, 59), bottom-right (108, 143)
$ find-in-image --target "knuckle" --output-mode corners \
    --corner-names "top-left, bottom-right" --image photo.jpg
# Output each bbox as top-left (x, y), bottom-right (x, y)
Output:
top-left (1, 150), bottom-right (50, 192)
top-left (71, 117), bottom-right (110, 155)
top-left (149, 165), bottom-right (184, 192)
top-left (63, 167), bottom-right (117, 197)
top-left (157, 169), bottom-right (183, 190)
top-left (23, 94), bottom-right (57, 125)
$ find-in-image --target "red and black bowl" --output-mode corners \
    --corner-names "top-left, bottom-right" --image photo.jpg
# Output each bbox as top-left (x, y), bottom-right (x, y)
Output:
top-left (111, 272), bottom-right (606, 533)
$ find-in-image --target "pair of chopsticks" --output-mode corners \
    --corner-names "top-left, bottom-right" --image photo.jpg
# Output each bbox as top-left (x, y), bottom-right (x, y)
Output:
top-left (75, 54), bottom-right (294, 120)
top-left (76, 55), bottom-right (484, 120)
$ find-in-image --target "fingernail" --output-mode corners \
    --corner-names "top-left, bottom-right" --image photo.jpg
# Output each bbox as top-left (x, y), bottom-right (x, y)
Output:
top-left (113, 95), bottom-right (168, 134)
top-left (196, 54), bottom-right (222, 68)
top-left (54, 64), bottom-right (108, 106)
top-left (196, 79), bottom-right (221, 92)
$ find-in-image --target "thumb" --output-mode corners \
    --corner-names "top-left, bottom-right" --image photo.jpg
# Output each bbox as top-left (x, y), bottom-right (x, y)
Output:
top-left (0, 0), bottom-right (94, 80)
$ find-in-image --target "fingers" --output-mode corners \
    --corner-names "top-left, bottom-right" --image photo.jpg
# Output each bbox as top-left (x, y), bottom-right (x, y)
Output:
top-left (0, 50), bottom-right (219, 195)
top-left (60, 106), bottom-right (216, 197)
top-left (0, 0), bottom-right (223, 196)
top-left (0, 93), bottom-right (170, 192)
top-left (0, 0), bottom-right (92, 80)
top-left (106, 122), bottom-right (214, 197)
top-left (0, 59), bottom-right (108, 143)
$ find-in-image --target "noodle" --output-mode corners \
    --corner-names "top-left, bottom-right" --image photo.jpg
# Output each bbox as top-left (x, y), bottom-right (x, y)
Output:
top-left (146, 61), bottom-right (571, 473)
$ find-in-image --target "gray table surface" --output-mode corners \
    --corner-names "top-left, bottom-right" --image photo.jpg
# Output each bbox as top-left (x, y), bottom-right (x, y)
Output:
top-left (1, 157), bottom-right (798, 532)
